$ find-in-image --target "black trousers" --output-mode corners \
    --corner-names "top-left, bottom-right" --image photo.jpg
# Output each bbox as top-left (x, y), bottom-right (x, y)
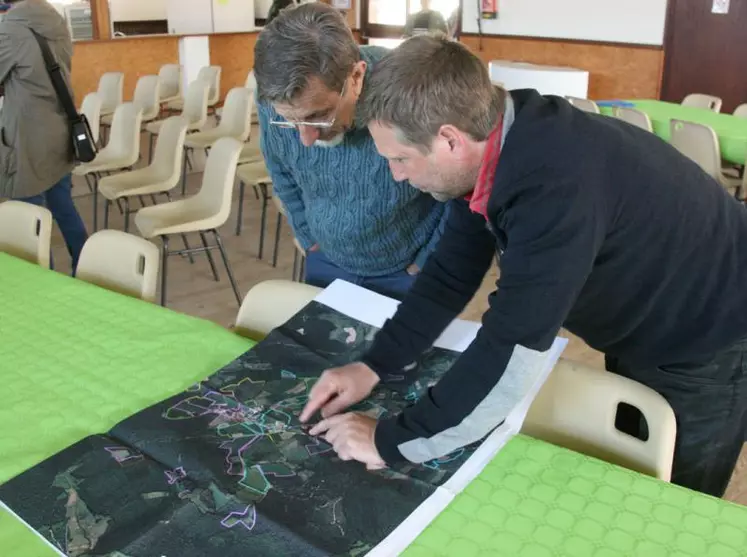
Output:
top-left (606, 339), bottom-right (747, 498)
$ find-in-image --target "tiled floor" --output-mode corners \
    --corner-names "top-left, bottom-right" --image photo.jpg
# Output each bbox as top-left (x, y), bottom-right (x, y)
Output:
top-left (44, 129), bottom-right (745, 506)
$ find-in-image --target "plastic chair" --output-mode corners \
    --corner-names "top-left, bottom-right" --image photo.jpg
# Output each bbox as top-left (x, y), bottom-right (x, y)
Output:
top-left (613, 107), bottom-right (653, 133)
top-left (521, 359), bottom-right (677, 481)
top-left (0, 200), bottom-right (52, 268)
top-left (99, 117), bottom-right (189, 232)
top-left (80, 92), bottom-right (102, 145)
top-left (158, 64), bottom-right (182, 105)
top-left (670, 119), bottom-right (743, 198)
top-left (234, 280), bottom-right (322, 340)
top-left (73, 102), bottom-right (143, 231)
top-left (682, 93), bottom-right (722, 113)
top-left (145, 80), bottom-right (209, 164)
top-left (180, 87), bottom-right (253, 194)
top-left (566, 97), bottom-right (601, 114)
top-left (271, 195), bottom-right (306, 281)
top-left (167, 66), bottom-right (221, 113)
top-left (235, 160), bottom-right (271, 243)
top-left (102, 75), bottom-right (160, 129)
top-left (217, 69), bottom-right (258, 123)
top-left (97, 72), bottom-right (124, 117)
top-left (734, 104), bottom-right (747, 119)
top-left (135, 137), bottom-right (243, 306)
top-left (76, 230), bottom-right (160, 302)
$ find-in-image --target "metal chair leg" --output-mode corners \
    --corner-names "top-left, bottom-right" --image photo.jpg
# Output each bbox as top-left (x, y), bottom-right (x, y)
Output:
top-left (213, 229), bottom-right (241, 306)
top-left (252, 185), bottom-right (259, 200)
top-left (235, 181), bottom-right (245, 236)
top-left (292, 250), bottom-right (299, 281)
top-left (138, 195), bottom-right (147, 207)
top-left (160, 235), bottom-right (169, 306)
top-left (150, 194), bottom-right (158, 205)
top-left (258, 183), bottom-right (269, 260)
top-left (123, 197), bottom-right (131, 232)
top-left (299, 254), bottom-right (306, 283)
top-left (181, 148), bottom-right (189, 196)
top-left (181, 234), bottom-right (195, 264)
top-left (92, 174), bottom-right (99, 232)
top-left (103, 199), bottom-right (111, 229)
top-left (148, 133), bottom-right (155, 164)
top-left (272, 213), bottom-right (282, 268)
top-left (199, 231), bottom-right (219, 281)
top-left (84, 173), bottom-right (94, 193)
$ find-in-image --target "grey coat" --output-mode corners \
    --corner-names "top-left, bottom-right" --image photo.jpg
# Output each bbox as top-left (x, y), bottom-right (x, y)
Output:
top-left (0, 0), bottom-right (73, 198)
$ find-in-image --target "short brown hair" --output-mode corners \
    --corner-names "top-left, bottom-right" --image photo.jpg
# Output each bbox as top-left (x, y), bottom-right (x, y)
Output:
top-left (359, 35), bottom-right (504, 149)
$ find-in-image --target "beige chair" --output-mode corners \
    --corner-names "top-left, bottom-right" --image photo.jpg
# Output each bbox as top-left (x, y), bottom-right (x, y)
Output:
top-left (234, 280), bottom-right (322, 340)
top-left (734, 104), bottom-right (747, 119)
top-left (217, 69), bottom-right (257, 122)
top-left (73, 102), bottom-right (143, 231)
top-left (167, 66), bottom-right (221, 113)
top-left (521, 359), bottom-right (677, 481)
top-left (670, 119), bottom-right (743, 198)
top-left (77, 230), bottom-right (160, 302)
top-left (613, 107), bottom-right (653, 132)
top-left (234, 159), bottom-right (271, 240)
top-left (80, 92), bottom-right (102, 145)
top-left (180, 87), bottom-right (253, 194)
top-left (103, 75), bottom-right (160, 127)
top-left (135, 137), bottom-right (243, 306)
top-left (158, 64), bottom-right (182, 105)
top-left (271, 195), bottom-right (306, 281)
top-left (682, 93), bottom-right (722, 113)
top-left (146, 80), bottom-right (209, 164)
top-left (99, 117), bottom-right (189, 232)
top-left (97, 71), bottom-right (124, 117)
top-left (567, 97), bottom-right (600, 114)
top-left (0, 200), bottom-right (52, 268)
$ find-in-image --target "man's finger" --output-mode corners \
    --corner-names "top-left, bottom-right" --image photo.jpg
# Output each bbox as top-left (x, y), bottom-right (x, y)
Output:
top-left (300, 380), bottom-right (337, 422)
top-left (309, 413), bottom-right (348, 436)
top-left (320, 391), bottom-right (358, 419)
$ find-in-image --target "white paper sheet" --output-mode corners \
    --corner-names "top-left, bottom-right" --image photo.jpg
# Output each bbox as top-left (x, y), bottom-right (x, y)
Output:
top-left (315, 279), bottom-right (568, 556)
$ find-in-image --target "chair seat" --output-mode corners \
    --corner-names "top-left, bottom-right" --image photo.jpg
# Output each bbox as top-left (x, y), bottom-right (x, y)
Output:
top-left (160, 94), bottom-right (182, 105)
top-left (135, 199), bottom-right (226, 238)
top-left (165, 98), bottom-right (185, 111)
top-left (184, 128), bottom-right (240, 149)
top-left (73, 152), bottom-right (137, 175)
top-left (99, 168), bottom-right (175, 200)
top-left (101, 113), bottom-right (114, 126)
top-left (147, 118), bottom-right (202, 136)
top-left (236, 161), bottom-right (270, 184)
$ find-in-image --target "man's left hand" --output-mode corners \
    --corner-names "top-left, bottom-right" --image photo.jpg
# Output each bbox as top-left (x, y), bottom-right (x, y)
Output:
top-left (310, 413), bottom-right (386, 470)
top-left (407, 263), bottom-right (420, 276)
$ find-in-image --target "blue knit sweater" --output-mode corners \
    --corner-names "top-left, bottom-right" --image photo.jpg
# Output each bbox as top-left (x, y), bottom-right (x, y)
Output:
top-left (258, 46), bottom-right (446, 276)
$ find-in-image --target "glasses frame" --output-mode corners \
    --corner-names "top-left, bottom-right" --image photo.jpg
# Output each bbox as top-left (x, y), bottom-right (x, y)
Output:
top-left (270, 79), bottom-right (348, 130)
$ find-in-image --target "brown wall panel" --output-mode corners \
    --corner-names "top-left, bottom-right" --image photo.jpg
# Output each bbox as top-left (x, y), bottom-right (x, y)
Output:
top-left (209, 33), bottom-right (259, 100)
top-left (460, 35), bottom-right (664, 101)
top-left (72, 36), bottom-right (179, 101)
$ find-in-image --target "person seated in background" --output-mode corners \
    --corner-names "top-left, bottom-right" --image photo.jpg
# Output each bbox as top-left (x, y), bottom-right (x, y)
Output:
top-left (403, 0), bottom-right (448, 38)
top-left (253, 3), bottom-right (446, 300)
top-left (265, 0), bottom-right (296, 24)
top-left (0, 0), bottom-right (87, 270)
top-left (302, 36), bottom-right (747, 499)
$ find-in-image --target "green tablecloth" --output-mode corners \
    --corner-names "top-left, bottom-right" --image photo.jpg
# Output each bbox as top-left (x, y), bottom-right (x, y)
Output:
top-left (3, 253), bottom-right (747, 556)
top-left (600, 100), bottom-right (747, 165)
top-left (0, 253), bottom-right (253, 554)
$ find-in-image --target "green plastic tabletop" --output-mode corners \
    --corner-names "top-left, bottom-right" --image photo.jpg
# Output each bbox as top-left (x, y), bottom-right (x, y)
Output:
top-left (599, 100), bottom-right (747, 165)
top-left (0, 253), bottom-right (253, 555)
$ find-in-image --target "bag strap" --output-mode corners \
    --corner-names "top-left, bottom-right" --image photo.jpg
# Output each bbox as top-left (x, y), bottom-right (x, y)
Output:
top-left (28, 29), bottom-right (79, 122)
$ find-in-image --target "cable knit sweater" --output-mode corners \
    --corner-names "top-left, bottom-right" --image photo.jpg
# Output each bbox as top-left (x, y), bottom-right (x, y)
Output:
top-left (258, 46), bottom-right (446, 277)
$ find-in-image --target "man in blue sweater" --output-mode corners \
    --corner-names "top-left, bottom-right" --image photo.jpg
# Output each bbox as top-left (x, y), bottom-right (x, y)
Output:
top-left (253, 3), bottom-right (445, 300)
top-left (302, 36), bottom-right (747, 497)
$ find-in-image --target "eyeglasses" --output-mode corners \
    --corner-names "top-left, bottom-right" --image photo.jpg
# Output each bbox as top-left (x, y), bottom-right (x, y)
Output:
top-left (270, 80), bottom-right (347, 130)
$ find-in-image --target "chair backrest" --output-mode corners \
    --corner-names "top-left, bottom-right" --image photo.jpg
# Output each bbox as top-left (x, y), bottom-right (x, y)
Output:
top-left (245, 69), bottom-right (257, 91)
top-left (521, 360), bottom-right (677, 481)
top-left (150, 116), bottom-right (189, 183)
top-left (97, 72), bottom-right (124, 114)
top-left (181, 80), bottom-right (210, 130)
top-left (194, 136), bottom-right (243, 223)
top-left (613, 107), bottom-right (653, 132)
top-left (566, 96), bottom-right (600, 114)
top-left (734, 103), bottom-right (747, 119)
top-left (0, 201), bottom-right (53, 268)
top-left (235, 280), bottom-right (322, 339)
top-left (80, 92), bottom-right (102, 144)
top-left (158, 64), bottom-right (182, 101)
top-left (670, 119), bottom-right (722, 179)
top-left (682, 93), bottom-right (722, 113)
top-left (216, 87), bottom-right (253, 141)
top-left (77, 230), bottom-right (160, 302)
top-left (198, 65), bottom-right (222, 106)
top-left (105, 102), bottom-right (143, 165)
top-left (133, 75), bottom-right (161, 121)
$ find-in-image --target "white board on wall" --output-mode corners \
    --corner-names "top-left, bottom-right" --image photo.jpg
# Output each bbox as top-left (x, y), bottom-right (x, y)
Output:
top-left (110, 0), bottom-right (168, 22)
top-left (462, 0), bottom-right (668, 46)
top-left (167, 0), bottom-right (213, 34)
top-left (213, 0), bottom-right (256, 33)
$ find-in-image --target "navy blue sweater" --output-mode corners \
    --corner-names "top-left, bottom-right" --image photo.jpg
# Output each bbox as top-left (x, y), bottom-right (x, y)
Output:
top-left (363, 89), bottom-right (747, 465)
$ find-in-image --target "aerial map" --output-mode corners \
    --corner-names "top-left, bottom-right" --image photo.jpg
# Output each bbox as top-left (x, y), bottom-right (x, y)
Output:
top-left (0, 302), bottom-right (479, 556)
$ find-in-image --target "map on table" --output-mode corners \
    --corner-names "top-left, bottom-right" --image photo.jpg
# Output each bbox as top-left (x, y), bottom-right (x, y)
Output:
top-left (0, 301), bottom-right (480, 557)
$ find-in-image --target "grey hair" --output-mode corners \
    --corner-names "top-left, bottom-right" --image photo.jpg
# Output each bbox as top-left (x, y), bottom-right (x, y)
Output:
top-left (254, 2), bottom-right (360, 104)
top-left (359, 35), bottom-right (504, 150)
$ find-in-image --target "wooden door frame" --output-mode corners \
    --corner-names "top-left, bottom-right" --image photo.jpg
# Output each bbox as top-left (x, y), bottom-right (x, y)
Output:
top-left (360, 0), bottom-right (463, 42)
top-left (659, 0), bottom-right (679, 100)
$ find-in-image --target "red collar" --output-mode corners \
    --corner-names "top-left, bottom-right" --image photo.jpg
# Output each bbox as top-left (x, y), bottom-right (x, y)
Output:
top-left (465, 116), bottom-right (504, 219)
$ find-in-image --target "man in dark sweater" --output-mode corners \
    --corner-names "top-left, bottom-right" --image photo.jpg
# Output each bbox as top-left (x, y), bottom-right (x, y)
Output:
top-left (301, 36), bottom-right (747, 497)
